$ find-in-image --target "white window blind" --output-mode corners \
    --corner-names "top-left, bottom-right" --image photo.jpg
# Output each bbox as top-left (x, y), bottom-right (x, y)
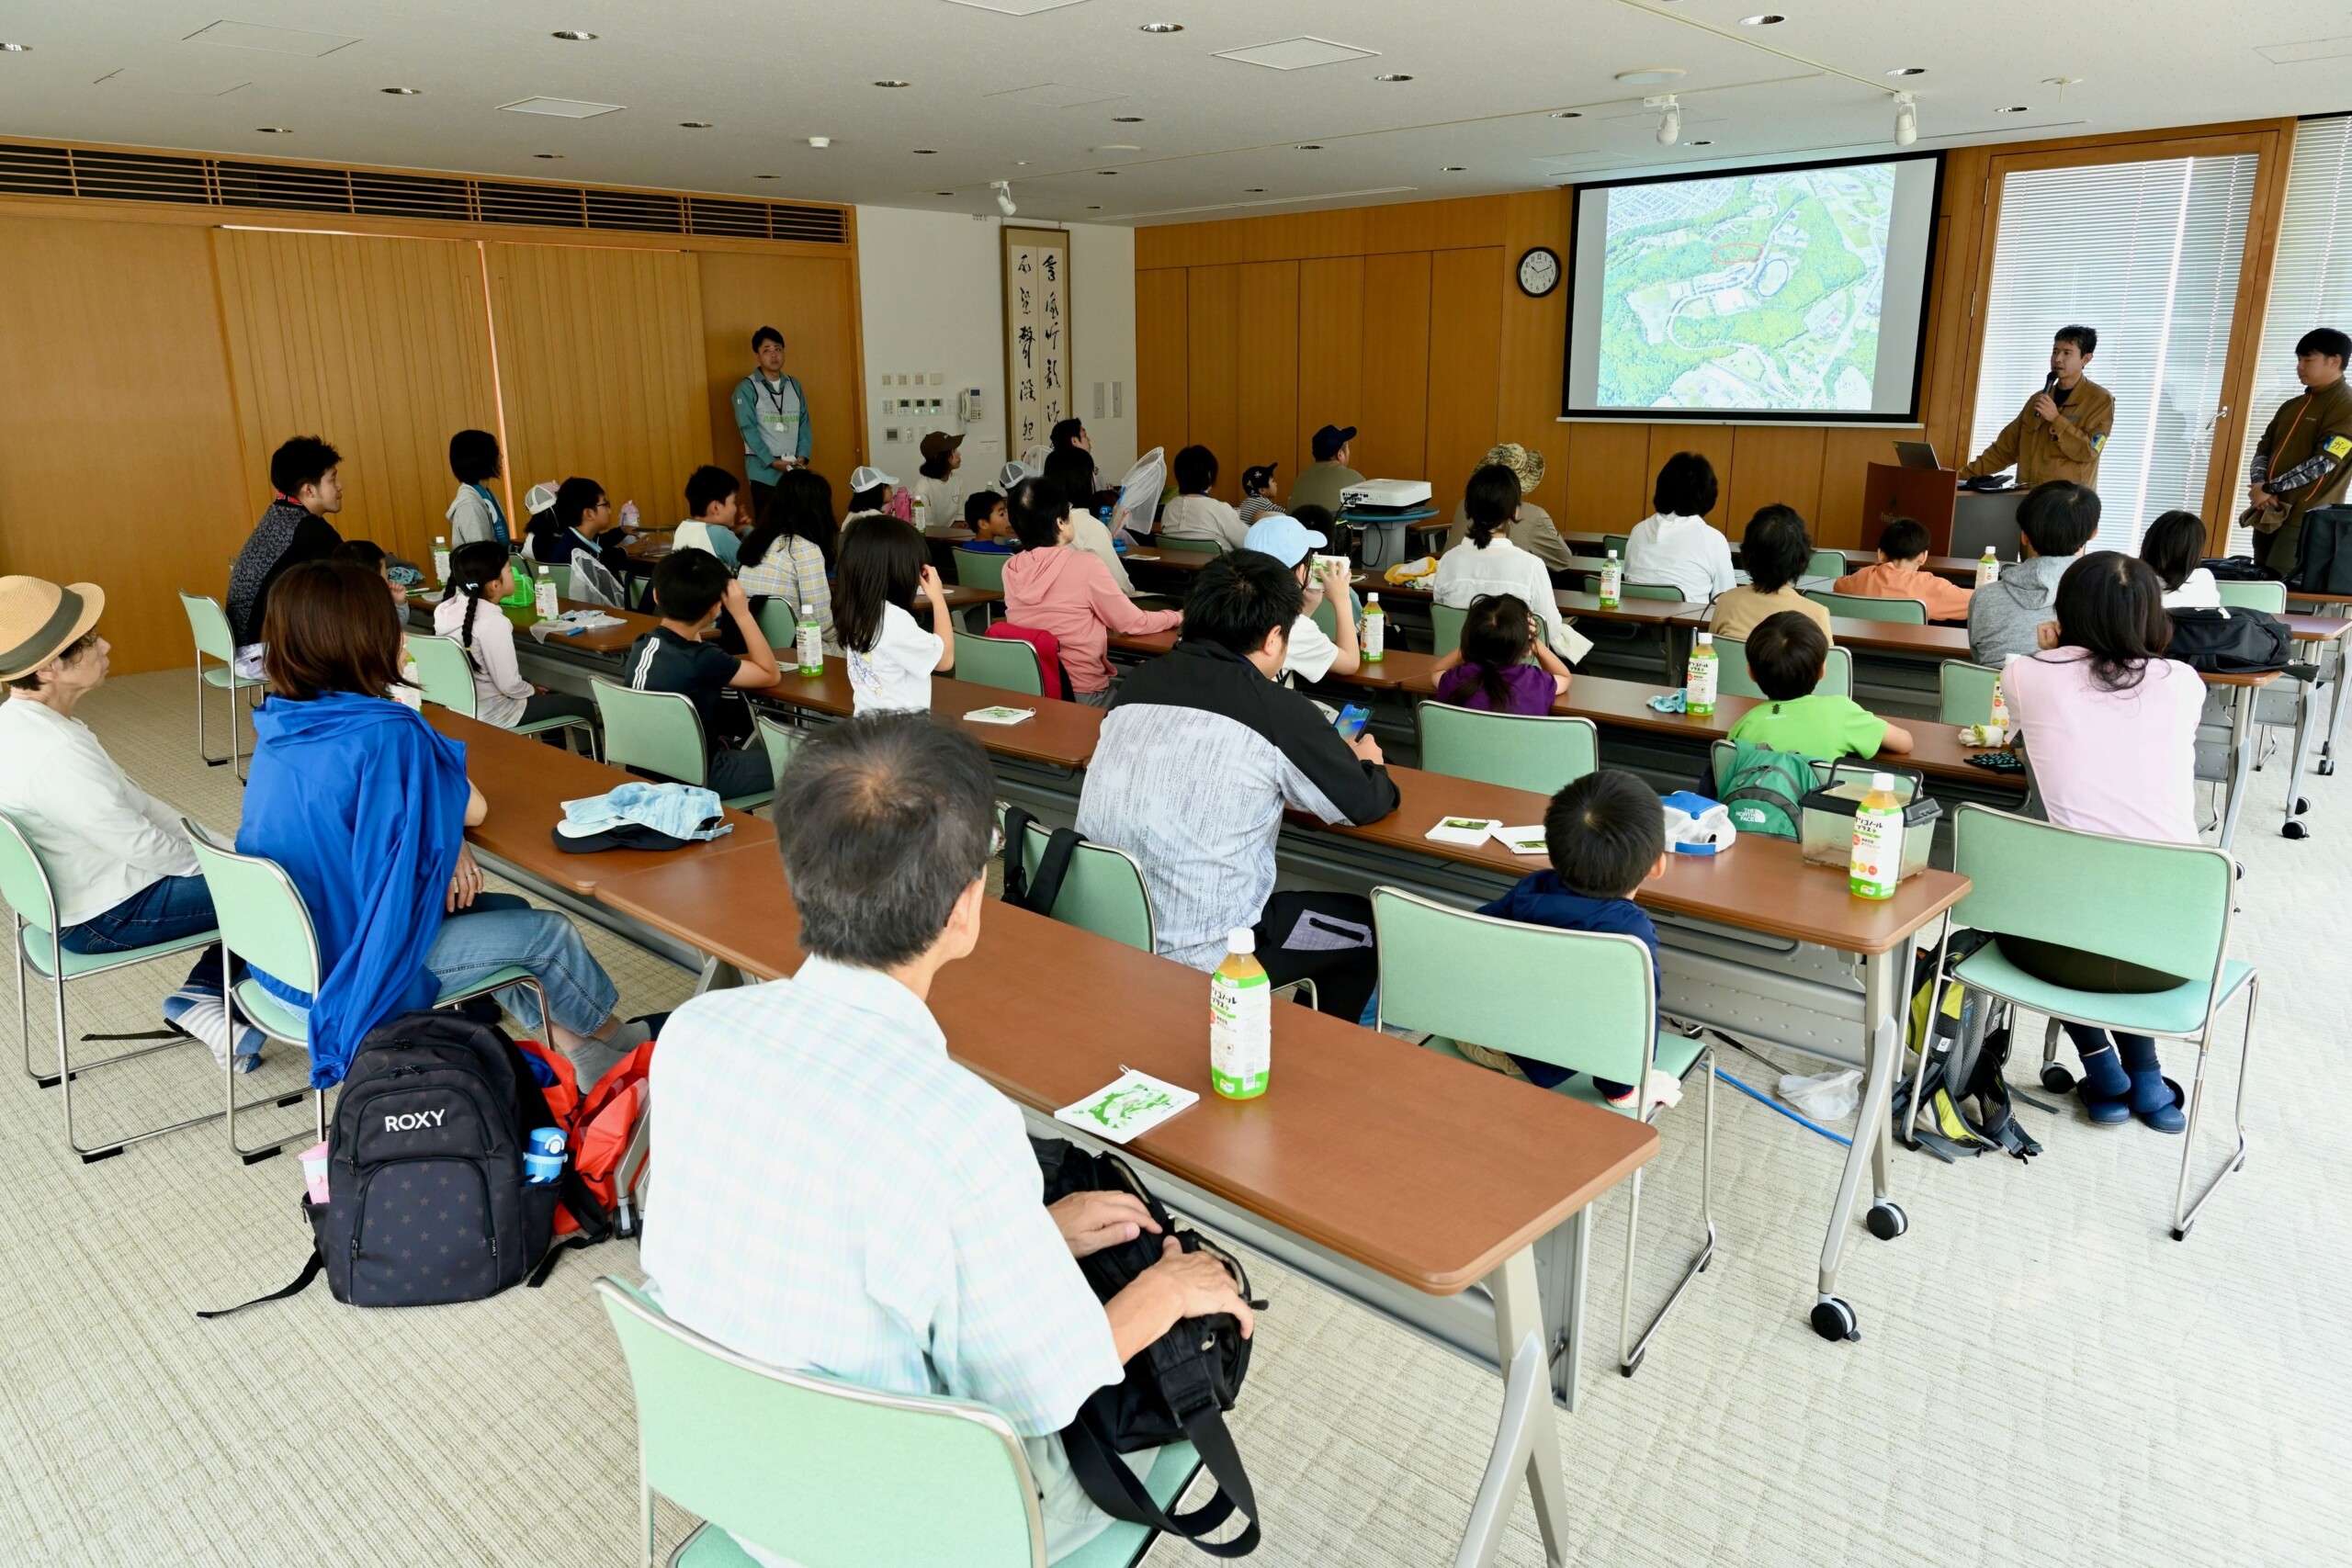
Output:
top-left (1971, 152), bottom-right (2257, 552)
top-left (2232, 115), bottom-right (2352, 555)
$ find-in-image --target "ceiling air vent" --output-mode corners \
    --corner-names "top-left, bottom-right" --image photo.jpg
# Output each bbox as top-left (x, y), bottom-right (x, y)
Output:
top-left (769, 204), bottom-right (849, 244)
top-left (476, 181), bottom-right (589, 229)
top-left (216, 160), bottom-right (350, 213)
top-left (68, 148), bottom-right (211, 204)
top-left (350, 172), bottom-right (470, 221)
top-left (687, 197), bottom-right (769, 238)
top-left (0, 143), bottom-right (74, 197)
top-left (585, 187), bottom-right (684, 232)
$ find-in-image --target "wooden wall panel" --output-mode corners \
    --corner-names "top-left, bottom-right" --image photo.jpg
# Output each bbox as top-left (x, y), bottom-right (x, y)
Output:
top-left (213, 228), bottom-right (498, 577)
top-left (0, 217), bottom-right (253, 674)
top-left (695, 251), bottom-right (865, 501)
top-left (1134, 267), bottom-right (1190, 463)
top-left (1296, 256), bottom-right (1364, 465)
top-left (1425, 248), bottom-right (1503, 519)
top-left (1357, 252), bottom-right (1431, 485)
top-left (1184, 265), bottom-right (1239, 499)
top-left (1497, 192), bottom-right (1574, 517)
top-left (1234, 261), bottom-right (1299, 493)
top-left (487, 243), bottom-right (709, 530)
top-left (1726, 426), bottom-right (1826, 537)
top-left (1647, 424), bottom-right (1736, 526)
top-left (1563, 423), bottom-right (1654, 533)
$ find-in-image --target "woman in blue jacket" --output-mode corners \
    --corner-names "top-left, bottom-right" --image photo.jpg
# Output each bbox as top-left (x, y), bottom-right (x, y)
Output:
top-left (236, 558), bottom-right (647, 1089)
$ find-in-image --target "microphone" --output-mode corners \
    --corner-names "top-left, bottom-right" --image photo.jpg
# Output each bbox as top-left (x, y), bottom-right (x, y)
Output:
top-left (2044, 369), bottom-right (2061, 395)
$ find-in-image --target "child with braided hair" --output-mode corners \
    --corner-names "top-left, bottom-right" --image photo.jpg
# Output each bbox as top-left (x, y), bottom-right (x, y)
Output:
top-left (430, 541), bottom-right (595, 736)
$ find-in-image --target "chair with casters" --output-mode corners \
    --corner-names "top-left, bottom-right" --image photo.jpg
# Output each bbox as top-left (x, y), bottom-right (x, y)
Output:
top-left (951, 547), bottom-right (1009, 593)
top-left (1939, 660), bottom-right (2002, 726)
top-left (1707, 635), bottom-right (1853, 702)
top-left (1015, 820), bottom-right (1154, 953)
top-left (2215, 580), bottom-right (2287, 614)
top-left (1417, 703), bottom-right (1596, 795)
top-left (0, 812), bottom-right (249, 1162)
top-left (179, 592), bottom-right (265, 780)
top-left (1807, 589), bottom-right (1927, 625)
top-left (596, 1276), bottom-right (1203, 1568)
top-left (183, 819), bottom-right (556, 1165)
top-left (1372, 886), bottom-right (1713, 1378)
top-left (406, 634), bottom-right (596, 755)
top-left (1917, 804), bottom-right (2256, 1240)
top-left (593, 681), bottom-right (775, 812)
top-left (953, 632), bottom-right (1046, 698)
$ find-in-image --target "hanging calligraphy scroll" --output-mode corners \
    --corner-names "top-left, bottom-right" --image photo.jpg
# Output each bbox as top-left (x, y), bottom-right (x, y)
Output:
top-left (1001, 225), bottom-right (1072, 459)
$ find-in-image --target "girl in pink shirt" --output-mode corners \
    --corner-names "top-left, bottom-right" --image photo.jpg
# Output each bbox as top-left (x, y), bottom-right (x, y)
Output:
top-left (999, 476), bottom-right (1181, 705)
top-left (1997, 553), bottom-right (2202, 1133)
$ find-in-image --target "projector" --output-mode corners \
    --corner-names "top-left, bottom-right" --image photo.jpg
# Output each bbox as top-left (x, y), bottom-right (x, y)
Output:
top-left (1339, 479), bottom-right (1431, 512)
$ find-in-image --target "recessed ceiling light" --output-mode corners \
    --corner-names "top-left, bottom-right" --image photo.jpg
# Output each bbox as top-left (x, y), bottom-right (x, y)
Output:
top-left (1739, 13), bottom-right (1784, 24)
top-left (1613, 67), bottom-right (1683, 86)
top-left (380, 85), bottom-right (421, 95)
top-left (255, 126), bottom-right (290, 134)
top-left (2042, 75), bottom-right (2083, 86)
top-left (913, 148), bottom-right (938, 154)
top-left (1113, 116), bottom-right (1145, 123)
top-left (1296, 143), bottom-right (1323, 151)
top-left (1374, 73), bottom-right (1413, 83)
top-left (935, 190), bottom-right (955, 196)
top-left (1098, 169), bottom-right (1118, 175)
top-left (1688, 140), bottom-right (1713, 146)
top-left (1139, 22), bottom-right (1183, 33)
top-left (1886, 66), bottom-right (1925, 76)
top-left (550, 29), bottom-right (596, 41)
top-left (1549, 109), bottom-right (1583, 118)
top-left (1244, 186), bottom-right (1265, 192)
top-left (1440, 165), bottom-right (1465, 172)
top-left (1996, 105), bottom-right (2030, 113)
top-left (534, 152), bottom-right (565, 160)
top-left (679, 121), bottom-right (713, 129)
top-left (756, 173), bottom-right (780, 178)
top-left (873, 79), bottom-right (910, 88)
top-left (0, 43), bottom-right (31, 52)
top-left (1095, 143), bottom-right (1142, 152)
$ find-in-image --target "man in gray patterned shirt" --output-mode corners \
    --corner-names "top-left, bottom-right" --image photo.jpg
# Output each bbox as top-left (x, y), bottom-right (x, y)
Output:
top-left (1078, 552), bottom-right (1399, 1020)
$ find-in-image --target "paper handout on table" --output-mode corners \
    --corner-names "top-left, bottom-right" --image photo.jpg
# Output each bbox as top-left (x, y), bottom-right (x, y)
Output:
top-left (1054, 1068), bottom-right (1199, 1145)
top-left (1424, 816), bottom-right (1501, 847)
top-left (1494, 825), bottom-right (1549, 855)
top-left (963, 705), bottom-right (1036, 725)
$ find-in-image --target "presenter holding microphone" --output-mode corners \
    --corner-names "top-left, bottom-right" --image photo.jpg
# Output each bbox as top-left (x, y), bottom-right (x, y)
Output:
top-left (1959, 325), bottom-right (2114, 491)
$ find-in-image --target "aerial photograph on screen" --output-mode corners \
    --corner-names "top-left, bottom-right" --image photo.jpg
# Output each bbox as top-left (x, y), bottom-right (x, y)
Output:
top-left (1598, 163), bottom-right (1896, 412)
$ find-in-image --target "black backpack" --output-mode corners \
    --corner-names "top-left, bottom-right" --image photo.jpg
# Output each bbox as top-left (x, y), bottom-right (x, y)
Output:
top-left (2292, 503), bottom-right (2352, 592)
top-left (1000, 806), bottom-right (1085, 917)
top-left (2165, 606), bottom-right (2293, 674)
top-left (1034, 1138), bottom-right (1263, 1557)
top-left (1892, 937), bottom-right (2047, 1163)
top-left (202, 1012), bottom-right (604, 1317)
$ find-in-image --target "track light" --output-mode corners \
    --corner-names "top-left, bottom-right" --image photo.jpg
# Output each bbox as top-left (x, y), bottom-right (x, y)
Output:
top-left (992, 180), bottom-right (1017, 218)
top-left (1647, 94), bottom-right (1680, 146)
top-left (1893, 92), bottom-right (1917, 147)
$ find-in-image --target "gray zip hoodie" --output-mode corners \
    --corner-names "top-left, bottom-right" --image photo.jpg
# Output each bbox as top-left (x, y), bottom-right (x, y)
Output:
top-left (1967, 553), bottom-right (2074, 667)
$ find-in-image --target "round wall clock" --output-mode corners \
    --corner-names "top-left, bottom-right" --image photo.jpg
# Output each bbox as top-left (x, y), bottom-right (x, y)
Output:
top-left (1517, 246), bottom-right (1561, 298)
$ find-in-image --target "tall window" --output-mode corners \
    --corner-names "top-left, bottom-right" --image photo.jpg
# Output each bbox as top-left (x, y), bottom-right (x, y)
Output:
top-left (2232, 115), bottom-right (2352, 553)
top-left (1970, 152), bottom-right (2258, 551)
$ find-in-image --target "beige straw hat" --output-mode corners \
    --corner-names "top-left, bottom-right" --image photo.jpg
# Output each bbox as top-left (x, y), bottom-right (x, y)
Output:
top-left (0, 576), bottom-right (104, 682)
top-left (1482, 443), bottom-right (1546, 495)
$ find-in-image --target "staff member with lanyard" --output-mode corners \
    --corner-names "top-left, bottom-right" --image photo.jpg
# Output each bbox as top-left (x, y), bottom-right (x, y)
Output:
top-left (2247, 327), bottom-right (2352, 576)
top-left (734, 326), bottom-right (811, 522)
top-left (1960, 324), bottom-right (2114, 491)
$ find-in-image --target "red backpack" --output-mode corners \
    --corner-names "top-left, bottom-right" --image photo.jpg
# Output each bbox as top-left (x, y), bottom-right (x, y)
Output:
top-left (515, 1039), bottom-right (656, 1281)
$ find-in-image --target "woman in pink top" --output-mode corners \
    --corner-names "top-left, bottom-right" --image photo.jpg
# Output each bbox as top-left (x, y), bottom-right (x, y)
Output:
top-left (999, 476), bottom-right (1182, 706)
top-left (1998, 553), bottom-right (2202, 1133)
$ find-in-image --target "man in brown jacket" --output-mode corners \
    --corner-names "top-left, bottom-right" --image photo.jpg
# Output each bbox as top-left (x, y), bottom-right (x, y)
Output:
top-left (2248, 327), bottom-right (2352, 574)
top-left (1960, 324), bottom-right (2115, 491)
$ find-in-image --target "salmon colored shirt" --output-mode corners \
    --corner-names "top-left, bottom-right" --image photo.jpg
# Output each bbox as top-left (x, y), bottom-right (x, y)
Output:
top-left (1832, 560), bottom-right (1975, 622)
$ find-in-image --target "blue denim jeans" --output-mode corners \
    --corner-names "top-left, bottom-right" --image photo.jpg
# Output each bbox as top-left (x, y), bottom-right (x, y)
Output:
top-left (58, 874), bottom-right (223, 993)
top-left (426, 906), bottom-right (617, 1037)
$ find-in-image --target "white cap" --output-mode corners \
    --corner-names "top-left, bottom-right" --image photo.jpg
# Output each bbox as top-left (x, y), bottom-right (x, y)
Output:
top-left (1366, 592), bottom-right (1380, 603)
top-left (800, 603), bottom-right (814, 613)
top-left (1697, 631), bottom-right (1713, 644)
top-left (1227, 928), bottom-right (1256, 954)
top-left (1607, 547), bottom-right (1619, 559)
top-left (850, 465), bottom-right (898, 492)
top-left (525, 481), bottom-right (560, 515)
top-left (1871, 773), bottom-right (1897, 791)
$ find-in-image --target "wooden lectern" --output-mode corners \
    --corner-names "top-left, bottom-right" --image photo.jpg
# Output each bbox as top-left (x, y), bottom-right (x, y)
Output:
top-left (1860, 462), bottom-right (1959, 553)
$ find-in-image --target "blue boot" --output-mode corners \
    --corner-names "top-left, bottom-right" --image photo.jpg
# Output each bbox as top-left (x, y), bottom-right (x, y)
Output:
top-left (2119, 1036), bottom-right (2186, 1134)
top-left (2072, 1035), bottom-right (2132, 1125)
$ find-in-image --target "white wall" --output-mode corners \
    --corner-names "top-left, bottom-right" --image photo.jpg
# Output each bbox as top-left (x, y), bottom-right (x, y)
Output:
top-left (854, 207), bottom-right (1136, 502)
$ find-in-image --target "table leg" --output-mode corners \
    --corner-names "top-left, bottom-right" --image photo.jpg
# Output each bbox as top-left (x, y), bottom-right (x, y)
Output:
top-left (1533, 1207), bottom-right (1589, 1413)
top-left (1811, 953), bottom-right (1906, 1343)
top-left (2325, 633), bottom-right (2349, 776)
top-left (1461, 1247), bottom-right (1573, 1568)
top-left (2218, 686), bottom-right (2256, 850)
top-left (2282, 675), bottom-right (2320, 838)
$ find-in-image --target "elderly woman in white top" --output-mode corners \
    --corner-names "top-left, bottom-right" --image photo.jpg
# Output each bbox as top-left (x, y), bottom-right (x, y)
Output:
top-left (1624, 451), bottom-right (1736, 605)
top-left (1433, 465), bottom-right (1594, 665)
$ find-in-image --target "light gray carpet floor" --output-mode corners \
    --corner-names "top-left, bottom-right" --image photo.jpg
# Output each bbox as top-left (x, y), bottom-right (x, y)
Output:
top-left (0, 669), bottom-right (2346, 1566)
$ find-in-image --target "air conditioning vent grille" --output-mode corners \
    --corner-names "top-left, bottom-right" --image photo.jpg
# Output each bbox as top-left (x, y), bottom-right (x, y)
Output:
top-left (0, 141), bottom-right (847, 244)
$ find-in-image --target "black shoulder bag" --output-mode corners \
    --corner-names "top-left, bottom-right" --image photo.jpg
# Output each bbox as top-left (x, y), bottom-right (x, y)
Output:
top-left (1034, 1137), bottom-right (1264, 1557)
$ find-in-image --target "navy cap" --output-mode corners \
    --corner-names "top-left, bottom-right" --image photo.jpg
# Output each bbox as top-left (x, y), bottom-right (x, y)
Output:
top-left (1311, 424), bottom-right (1357, 461)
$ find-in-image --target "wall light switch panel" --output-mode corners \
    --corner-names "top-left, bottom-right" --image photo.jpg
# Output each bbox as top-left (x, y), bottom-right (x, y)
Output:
top-left (1113, 381), bottom-right (1125, 418)
top-left (1092, 381), bottom-right (1105, 419)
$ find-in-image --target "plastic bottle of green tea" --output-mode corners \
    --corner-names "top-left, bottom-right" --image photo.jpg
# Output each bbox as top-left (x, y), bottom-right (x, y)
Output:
top-left (1849, 773), bottom-right (1904, 900)
top-left (1209, 929), bottom-right (1272, 1100)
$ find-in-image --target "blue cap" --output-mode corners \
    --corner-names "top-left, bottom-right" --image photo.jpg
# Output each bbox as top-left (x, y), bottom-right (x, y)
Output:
top-left (1242, 513), bottom-right (1329, 567)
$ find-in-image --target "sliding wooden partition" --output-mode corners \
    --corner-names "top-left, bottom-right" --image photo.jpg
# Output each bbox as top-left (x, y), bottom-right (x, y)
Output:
top-left (0, 141), bottom-right (864, 673)
top-left (1137, 117), bottom-right (2297, 550)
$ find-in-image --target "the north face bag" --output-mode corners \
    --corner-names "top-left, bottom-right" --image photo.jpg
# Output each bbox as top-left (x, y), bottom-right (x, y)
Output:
top-left (1035, 1137), bottom-right (1263, 1557)
top-left (1716, 739), bottom-right (1817, 840)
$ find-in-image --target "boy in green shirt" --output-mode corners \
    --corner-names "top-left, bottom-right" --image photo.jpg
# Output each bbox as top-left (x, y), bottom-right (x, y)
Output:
top-left (1725, 611), bottom-right (1914, 759)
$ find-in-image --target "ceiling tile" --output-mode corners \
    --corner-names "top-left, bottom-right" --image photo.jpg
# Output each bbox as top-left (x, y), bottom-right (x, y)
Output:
top-left (1213, 38), bottom-right (1379, 73)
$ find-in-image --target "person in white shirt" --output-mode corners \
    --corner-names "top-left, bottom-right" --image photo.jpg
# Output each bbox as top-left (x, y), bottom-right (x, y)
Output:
top-left (1433, 465), bottom-right (1595, 665)
top-left (0, 577), bottom-right (263, 1071)
top-left (913, 431), bottom-right (967, 526)
top-left (446, 428), bottom-right (512, 550)
top-left (1624, 452), bottom-right (1736, 605)
top-left (434, 543), bottom-right (597, 735)
top-left (643, 715), bottom-right (1252, 1567)
top-left (837, 513), bottom-right (955, 714)
top-left (2140, 508), bottom-right (2224, 609)
top-left (1243, 510), bottom-right (1360, 685)
top-left (1158, 446), bottom-right (1250, 553)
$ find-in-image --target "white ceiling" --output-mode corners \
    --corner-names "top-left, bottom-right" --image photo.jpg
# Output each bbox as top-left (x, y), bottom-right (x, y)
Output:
top-left (3, 1), bottom-right (2349, 226)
